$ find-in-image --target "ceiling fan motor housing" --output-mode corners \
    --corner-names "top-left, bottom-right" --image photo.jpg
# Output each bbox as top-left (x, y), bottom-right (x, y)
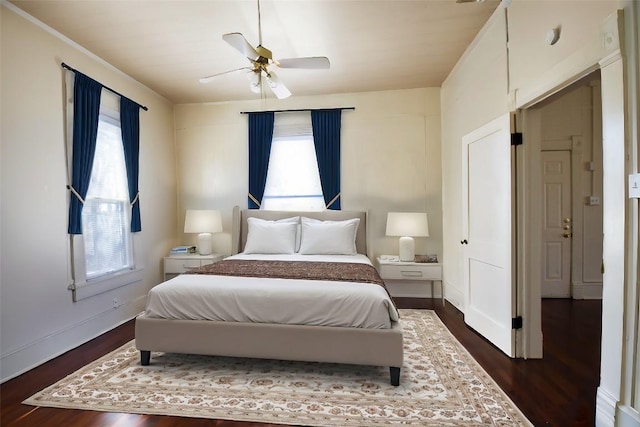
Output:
top-left (255, 45), bottom-right (272, 62)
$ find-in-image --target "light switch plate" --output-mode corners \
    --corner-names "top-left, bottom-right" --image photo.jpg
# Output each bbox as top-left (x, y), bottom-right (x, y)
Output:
top-left (588, 196), bottom-right (600, 205)
top-left (629, 174), bottom-right (640, 198)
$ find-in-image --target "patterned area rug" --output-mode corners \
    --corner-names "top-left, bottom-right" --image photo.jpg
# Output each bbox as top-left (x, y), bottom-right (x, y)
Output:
top-left (24, 309), bottom-right (532, 426)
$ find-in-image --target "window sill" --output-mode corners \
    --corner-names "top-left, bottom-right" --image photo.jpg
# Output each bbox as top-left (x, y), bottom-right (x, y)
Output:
top-left (69, 266), bottom-right (145, 302)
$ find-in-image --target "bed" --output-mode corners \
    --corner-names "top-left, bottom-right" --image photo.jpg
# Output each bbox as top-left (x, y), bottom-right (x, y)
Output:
top-left (134, 208), bottom-right (404, 385)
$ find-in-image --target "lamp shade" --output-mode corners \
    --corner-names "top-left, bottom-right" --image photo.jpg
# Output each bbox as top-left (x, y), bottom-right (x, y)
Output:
top-left (184, 210), bottom-right (222, 234)
top-left (385, 212), bottom-right (429, 237)
top-left (386, 212), bottom-right (429, 262)
top-left (184, 210), bottom-right (222, 256)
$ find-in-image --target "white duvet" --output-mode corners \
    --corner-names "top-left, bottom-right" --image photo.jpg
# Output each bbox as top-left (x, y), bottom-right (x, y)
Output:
top-left (144, 253), bottom-right (399, 329)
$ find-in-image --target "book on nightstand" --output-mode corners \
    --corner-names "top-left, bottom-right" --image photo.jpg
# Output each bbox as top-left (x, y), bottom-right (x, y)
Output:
top-left (170, 245), bottom-right (197, 255)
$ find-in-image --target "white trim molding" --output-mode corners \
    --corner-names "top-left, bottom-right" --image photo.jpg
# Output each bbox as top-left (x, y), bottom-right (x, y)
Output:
top-left (0, 296), bottom-right (146, 383)
top-left (596, 387), bottom-right (619, 427)
top-left (617, 405), bottom-right (640, 427)
top-left (443, 280), bottom-right (465, 312)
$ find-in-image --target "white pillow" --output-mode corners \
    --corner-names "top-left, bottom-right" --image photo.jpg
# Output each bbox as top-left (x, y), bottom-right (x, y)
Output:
top-left (243, 217), bottom-right (299, 254)
top-left (298, 217), bottom-right (360, 255)
top-left (273, 216), bottom-right (301, 251)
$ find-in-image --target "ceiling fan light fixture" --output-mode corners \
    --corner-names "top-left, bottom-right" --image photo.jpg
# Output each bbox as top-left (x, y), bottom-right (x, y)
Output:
top-left (247, 71), bottom-right (262, 93)
top-left (246, 70), bottom-right (260, 84)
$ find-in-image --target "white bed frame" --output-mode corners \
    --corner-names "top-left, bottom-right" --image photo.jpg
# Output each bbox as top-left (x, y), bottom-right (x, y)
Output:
top-left (135, 208), bottom-right (404, 385)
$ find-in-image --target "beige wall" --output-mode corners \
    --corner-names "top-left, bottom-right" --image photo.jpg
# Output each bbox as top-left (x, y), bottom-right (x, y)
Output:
top-left (174, 88), bottom-right (443, 261)
top-left (441, 8), bottom-right (509, 310)
top-left (508, 0), bottom-right (617, 106)
top-left (0, 6), bottom-right (177, 381)
top-left (441, 0), bottom-right (639, 425)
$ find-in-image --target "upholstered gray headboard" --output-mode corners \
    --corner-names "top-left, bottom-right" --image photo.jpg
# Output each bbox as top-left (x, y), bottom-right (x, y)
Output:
top-left (231, 206), bottom-right (368, 255)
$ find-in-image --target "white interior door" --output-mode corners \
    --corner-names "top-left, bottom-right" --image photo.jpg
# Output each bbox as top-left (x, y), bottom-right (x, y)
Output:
top-left (462, 113), bottom-right (516, 357)
top-left (541, 150), bottom-right (572, 297)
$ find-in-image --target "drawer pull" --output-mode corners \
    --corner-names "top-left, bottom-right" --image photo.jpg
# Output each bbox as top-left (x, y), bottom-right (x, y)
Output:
top-left (400, 270), bottom-right (423, 277)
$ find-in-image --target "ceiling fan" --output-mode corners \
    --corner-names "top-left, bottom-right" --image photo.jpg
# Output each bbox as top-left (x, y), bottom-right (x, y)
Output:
top-left (199, 0), bottom-right (330, 99)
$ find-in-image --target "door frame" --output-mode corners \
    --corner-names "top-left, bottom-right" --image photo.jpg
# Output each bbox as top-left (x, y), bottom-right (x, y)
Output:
top-left (515, 17), bottom-right (630, 420)
top-left (519, 83), bottom-right (603, 358)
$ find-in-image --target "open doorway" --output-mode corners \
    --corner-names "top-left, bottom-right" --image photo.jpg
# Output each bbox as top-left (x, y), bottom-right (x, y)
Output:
top-left (516, 70), bottom-right (606, 359)
top-left (527, 72), bottom-right (604, 300)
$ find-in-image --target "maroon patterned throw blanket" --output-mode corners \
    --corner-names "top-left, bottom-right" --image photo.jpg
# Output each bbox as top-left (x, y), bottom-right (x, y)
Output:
top-left (190, 259), bottom-right (398, 312)
top-left (191, 259), bottom-right (381, 285)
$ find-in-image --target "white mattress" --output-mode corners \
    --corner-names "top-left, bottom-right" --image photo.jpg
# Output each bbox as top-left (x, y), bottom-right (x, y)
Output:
top-left (144, 254), bottom-right (399, 329)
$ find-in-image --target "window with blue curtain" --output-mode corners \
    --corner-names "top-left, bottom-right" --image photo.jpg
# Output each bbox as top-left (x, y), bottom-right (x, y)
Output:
top-left (65, 69), bottom-right (145, 301)
top-left (247, 109), bottom-right (343, 210)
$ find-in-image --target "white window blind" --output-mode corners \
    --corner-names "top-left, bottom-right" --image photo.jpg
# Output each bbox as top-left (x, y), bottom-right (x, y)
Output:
top-left (262, 112), bottom-right (325, 211)
top-left (81, 112), bottom-right (133, 279)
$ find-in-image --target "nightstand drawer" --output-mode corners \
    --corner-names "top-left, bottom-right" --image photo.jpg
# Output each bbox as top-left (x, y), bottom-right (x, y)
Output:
top-left (379, 264), bottom-right (442, 281)
top-left (164, 258), bottom-right (203, 273)
top-left (163, 254), bottom-right (224, 280)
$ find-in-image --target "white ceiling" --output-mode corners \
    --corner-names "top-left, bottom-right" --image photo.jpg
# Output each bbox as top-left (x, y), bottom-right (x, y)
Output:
top-left (9, 0), bottom-right (500, 104)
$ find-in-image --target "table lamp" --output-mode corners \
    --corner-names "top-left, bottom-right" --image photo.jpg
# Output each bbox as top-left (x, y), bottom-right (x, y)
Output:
top-left (386, 212), bottom-right (429, 262)
top-left (184, 210), bottom-right (222, 255)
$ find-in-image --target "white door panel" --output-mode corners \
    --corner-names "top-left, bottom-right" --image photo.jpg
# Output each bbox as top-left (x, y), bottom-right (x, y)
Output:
top-left (462, 113), bottom-right (515, 357)
top-left (541, 150), bottom-right (571, 297)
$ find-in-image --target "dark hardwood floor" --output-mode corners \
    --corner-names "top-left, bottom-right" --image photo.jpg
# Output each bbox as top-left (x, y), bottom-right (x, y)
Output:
top-left (1, 298), bottom-right (601, 427)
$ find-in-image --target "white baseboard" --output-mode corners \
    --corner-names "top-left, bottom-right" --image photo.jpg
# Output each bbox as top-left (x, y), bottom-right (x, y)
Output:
top-left (0, 296), bottom-right (145, 383)
top-left (596, 387), bottom-right (619, 427)
top-left (572, 282), bottom-right (603, 299)
top-left (617, 405), bottom-right (640, 427)
top-left (444, 282), bottom-right (464, 311)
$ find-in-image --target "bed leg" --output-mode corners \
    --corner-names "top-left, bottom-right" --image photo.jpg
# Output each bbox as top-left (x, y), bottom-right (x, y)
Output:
top-left (140, 350), bottom-right (150, 366)
top-left (390, 366), bottom-right (400, 386)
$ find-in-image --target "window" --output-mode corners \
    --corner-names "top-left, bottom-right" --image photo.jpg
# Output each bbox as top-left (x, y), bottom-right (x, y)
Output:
top-left (65, 72), bottom-right (144, 301)
top-left (261, 112), bottom-right (325, 211)
top-left (81, 109), bottom-right (133, 279)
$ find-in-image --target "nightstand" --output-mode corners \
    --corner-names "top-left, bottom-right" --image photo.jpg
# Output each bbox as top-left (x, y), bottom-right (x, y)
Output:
top-left (163, 253), bottom-right (224, 281)
top-left (377, 256), bottom-right (444, 305)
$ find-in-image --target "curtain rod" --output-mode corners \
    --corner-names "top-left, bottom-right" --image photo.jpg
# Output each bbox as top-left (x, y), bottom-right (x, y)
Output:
top-left (61, 62), bottom-right (149, 111)
top-left (240, 107), bottom-right (355, 114)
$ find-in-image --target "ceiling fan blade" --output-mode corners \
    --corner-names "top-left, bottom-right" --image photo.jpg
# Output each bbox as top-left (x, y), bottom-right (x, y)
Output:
top-left (199, 67), bottom-right (253, 84)
top-left (222, 32), bottom-right (259, 61)
top-left (276, 56), bottom-right (330, 69)
top-left (264, 71), bottom-right (291, 99)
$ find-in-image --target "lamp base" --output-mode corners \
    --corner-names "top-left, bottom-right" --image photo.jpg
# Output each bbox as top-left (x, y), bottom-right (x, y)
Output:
top-left (398, 236), bottom-right (415, 262)
top-left (197, 232), bottom-right (212, 255)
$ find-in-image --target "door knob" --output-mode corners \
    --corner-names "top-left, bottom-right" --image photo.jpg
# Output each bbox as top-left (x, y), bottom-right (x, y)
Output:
top-left (563, 217), bottom-right (572, 223)
top-left (460, 239), bottom-right (468, 245)
top-left (563, 225), bottom-right (571, 230)
top-left (563, 232), bottom-right (572, 238)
